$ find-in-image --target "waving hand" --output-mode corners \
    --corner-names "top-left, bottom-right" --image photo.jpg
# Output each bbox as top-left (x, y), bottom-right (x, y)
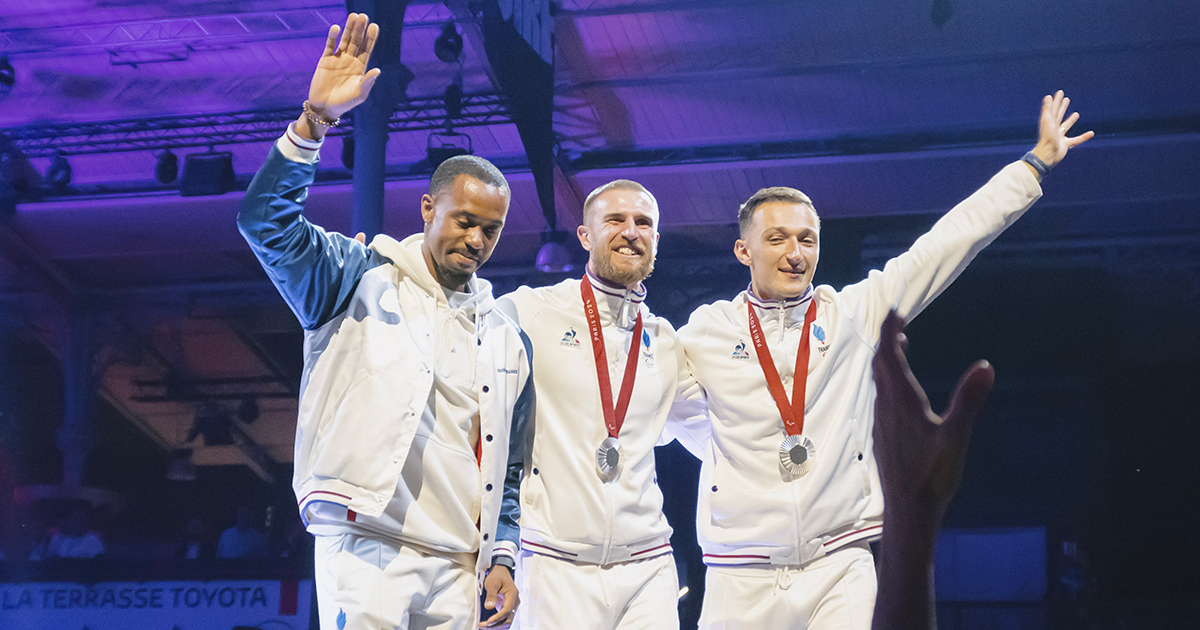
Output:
top-left (297, 13), bottom-right (381, 139)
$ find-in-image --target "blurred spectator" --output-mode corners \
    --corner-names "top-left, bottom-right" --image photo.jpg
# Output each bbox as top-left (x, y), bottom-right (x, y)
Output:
top-left (216, 506), bottom-right (268, 559)
top-left (29, 509), bottom-right (105, 560)
top-left (279, 514), bottom-right (313, 559)
top-left (178, 516), bottom-right (213, 560)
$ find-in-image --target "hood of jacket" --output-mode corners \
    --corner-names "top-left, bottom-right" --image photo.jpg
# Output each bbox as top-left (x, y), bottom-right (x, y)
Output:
top-left (369, 232), bottom-right (496, 316)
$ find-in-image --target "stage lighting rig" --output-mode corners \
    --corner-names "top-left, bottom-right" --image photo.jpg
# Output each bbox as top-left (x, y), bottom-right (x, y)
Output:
top-left (155, 150), bottom-right (178, 184)
top-left (0, 56), bottom-right (14, 95)
top-left (434, 21), bottom-right (463, 62)
top-left (536, 229), bottom-right (575, 274)
top-left (45, 152), bottom-right (71, 190)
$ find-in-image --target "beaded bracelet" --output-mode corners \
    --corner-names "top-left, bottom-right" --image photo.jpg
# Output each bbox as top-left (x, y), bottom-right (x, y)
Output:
top-left (302, 100), bottom-right (342, 128)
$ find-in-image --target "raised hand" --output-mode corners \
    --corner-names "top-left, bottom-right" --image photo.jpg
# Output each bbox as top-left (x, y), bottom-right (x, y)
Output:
top-left (872, 311), bottom-right (994, 527)
top-left (870, 311), bottom-right (995, 630)
top-left (1030, 90), bottom-right (1095, 170)
top-left (298, 13), bottom-right (380, 139)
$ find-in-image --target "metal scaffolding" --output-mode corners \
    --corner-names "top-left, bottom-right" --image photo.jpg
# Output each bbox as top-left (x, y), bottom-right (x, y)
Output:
top-left (3, 91), bottom-right (512, 158)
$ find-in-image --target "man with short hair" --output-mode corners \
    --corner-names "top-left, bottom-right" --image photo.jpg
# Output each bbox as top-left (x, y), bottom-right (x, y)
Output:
top-left (238, 14), bottom-right (527, 629)
top-left (498, 179), bottom-right (685, 629)
top-left (676, 92), bottom-right (1092, 629)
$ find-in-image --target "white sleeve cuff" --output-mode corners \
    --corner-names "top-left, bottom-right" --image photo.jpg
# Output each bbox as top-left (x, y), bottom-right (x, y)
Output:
top-left (276, 122), bottom-right (323, 164)
top-left (491, 540), bottom-right (518, 561)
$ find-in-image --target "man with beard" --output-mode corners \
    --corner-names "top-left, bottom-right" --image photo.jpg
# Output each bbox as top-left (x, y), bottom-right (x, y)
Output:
top-left (238, 14), bottom-right (526, 629)
top-left (674, 92), bottom-right (1092, 629)
top-left (497, 180), bottom-right (686, 629)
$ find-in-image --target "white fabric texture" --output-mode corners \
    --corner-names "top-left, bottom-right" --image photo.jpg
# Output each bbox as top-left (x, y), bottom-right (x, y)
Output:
top-left (698, 543), bottom-right (876, 630)
top-left (307, 280), bottom-right (484, 555)
top-left (511, 548), bottom-right (679, 630)
top-left (314, 533), bottom-right (478, 630)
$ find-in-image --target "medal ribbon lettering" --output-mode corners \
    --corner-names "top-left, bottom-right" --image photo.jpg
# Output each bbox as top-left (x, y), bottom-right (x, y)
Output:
top-left (747, 299), bottom-right (817, 437)
top-left (581, 277), bottom-right (644, 440)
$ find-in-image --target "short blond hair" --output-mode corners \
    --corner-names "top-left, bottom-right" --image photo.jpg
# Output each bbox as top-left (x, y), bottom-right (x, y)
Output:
top-left (582, 179), bottom-right (659, 223)
top-left (737, 186), bottom-right (819, 235)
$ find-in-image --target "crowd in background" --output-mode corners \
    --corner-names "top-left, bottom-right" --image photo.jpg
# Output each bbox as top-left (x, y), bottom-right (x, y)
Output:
top-left (0, 503), bottom-right (312, 565)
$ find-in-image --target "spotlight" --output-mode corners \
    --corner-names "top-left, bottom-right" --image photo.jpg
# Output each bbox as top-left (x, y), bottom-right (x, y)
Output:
top-left (444, 82), bottom-right (463, 119)
top-left (180, 150), bottom-right (235, 196)
top-left (45, 152), bottom-right (71, 190)
top-left (0, 56), bottom-right (13, 94)
top-left (426, 130), bottom-right (473, 170)
top-left (434, 21), bottom-right (463, 62)
top-left (186, 403), bottom-right (235, 446)
top-left (155, 150), bottom-right (178, 184)
top-left (236, 396), bottom-right (259, 425)
top-left (536, 229), bottom-right (574, 274)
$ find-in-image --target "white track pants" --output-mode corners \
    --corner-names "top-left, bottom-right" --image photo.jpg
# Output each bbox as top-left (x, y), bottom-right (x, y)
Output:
top-left (511, 550), bottom-right (679, 630)
top-left (698, 542), bottom-right (876, 630)
top-left (314, 533), bottom-right (478, 630)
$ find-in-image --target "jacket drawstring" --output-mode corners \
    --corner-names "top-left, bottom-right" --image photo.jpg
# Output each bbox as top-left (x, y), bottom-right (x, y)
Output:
top-left (774, 566), bottom-right (792, 594)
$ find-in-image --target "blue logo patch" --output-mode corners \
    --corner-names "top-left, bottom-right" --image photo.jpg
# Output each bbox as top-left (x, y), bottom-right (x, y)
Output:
top-left (337, 608), bottom-right (347, 630)
top-left (812, 324), bottom-right (826, 343)
top-left (642, 329), bottom-right (651, 348)
top-left (732, 340), bottom-right (751, 360)
top-left (560, 328), bottom-right (580, 347)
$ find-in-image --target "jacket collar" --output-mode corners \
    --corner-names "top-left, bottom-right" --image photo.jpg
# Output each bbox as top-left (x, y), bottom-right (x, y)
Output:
top-left (583, 267), bottom-right (646, 329)
top-left (368, 233), bottom-right (496, 316)
top-left (745, 283), bottom-right (813, 312)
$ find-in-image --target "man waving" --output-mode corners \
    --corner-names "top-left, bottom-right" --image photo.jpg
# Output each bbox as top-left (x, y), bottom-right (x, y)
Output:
top-left (239, 14), bottom-right (527, 629)
top-left (677, 92), bottom-right (1092, 629)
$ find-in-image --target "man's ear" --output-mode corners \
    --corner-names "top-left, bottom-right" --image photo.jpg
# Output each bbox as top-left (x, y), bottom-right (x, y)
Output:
top-left (420, 193), bottom-right (436, 225)
top-left (577, 224), bottom-right (593, 252)
top-left (734, 238), bottom-right (752, 267)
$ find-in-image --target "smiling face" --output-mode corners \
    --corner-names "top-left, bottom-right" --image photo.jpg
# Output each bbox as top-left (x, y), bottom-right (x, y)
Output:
top-left (577, 186), bottom-right (660, 289)
top-left (735, 201), bottom-right (820, 301)
top-left (420, 174), bottom-right (510, 291)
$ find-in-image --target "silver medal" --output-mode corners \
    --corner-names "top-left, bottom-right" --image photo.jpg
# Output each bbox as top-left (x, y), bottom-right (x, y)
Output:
top-left (597, 436), bottom-right (622, 482)
top-left (779, 434), bottom-right (816, 478)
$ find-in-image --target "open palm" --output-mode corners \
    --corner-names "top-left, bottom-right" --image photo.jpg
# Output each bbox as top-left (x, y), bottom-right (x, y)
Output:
top-left (1032, 90), bottom-right (1094, 169)
top-left (308, 13), bottom-right (381, 120)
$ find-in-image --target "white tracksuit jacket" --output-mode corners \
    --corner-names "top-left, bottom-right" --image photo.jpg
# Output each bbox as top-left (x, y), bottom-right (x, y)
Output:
top-left (499, 272), bottom-right (686, 565)
top-left (676, 160), bottom-right (1042, 566)
top-left (239, 139), bottom-right (531, 577)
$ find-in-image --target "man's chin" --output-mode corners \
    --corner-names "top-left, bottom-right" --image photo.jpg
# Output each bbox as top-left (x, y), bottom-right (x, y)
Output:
top-left (438, 259), bottom-right (479, 281)
top-left (595, 257), bottom-right (652, 286)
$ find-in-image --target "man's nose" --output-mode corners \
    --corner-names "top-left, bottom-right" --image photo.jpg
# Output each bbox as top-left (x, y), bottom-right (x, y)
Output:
top-left (785, 240), bottom-right (803, 261)
top-left (464, 226), bottom-right (484, 249)
top-left (621, 218), bottom-right (639, 239)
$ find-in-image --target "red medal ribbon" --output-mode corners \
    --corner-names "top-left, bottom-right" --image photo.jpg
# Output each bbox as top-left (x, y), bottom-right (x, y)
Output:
top-left (581, 276), bottom-right (644, 439)
top-left (747, 299), bottom-right (817, 437)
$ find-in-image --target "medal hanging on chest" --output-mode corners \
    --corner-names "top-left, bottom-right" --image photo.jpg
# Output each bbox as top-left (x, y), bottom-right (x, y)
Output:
top-left (748, 299), bottom-right (818, 479)
top-left (581, 277), bottom-right (643, 483)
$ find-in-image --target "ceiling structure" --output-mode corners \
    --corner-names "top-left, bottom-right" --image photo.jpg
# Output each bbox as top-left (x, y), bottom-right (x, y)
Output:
top-left (1, 0), bottom-right (1198, 481)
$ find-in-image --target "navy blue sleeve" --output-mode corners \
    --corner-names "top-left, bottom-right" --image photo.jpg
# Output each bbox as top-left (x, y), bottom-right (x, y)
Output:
top-left (496, 326), bottom-right (535, 551)
top-left (237, 145), bottom-right (389, 330)
top-left (495, 461), bottom-right (524, 552)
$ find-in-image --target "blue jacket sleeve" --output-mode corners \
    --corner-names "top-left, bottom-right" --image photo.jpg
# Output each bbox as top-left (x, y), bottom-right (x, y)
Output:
top-left (237, 145), bottom-right (389, 330)
top-left (495, 462), bottom-right (524, 555)
top-left (495, 325), bottom-right (535, 556)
